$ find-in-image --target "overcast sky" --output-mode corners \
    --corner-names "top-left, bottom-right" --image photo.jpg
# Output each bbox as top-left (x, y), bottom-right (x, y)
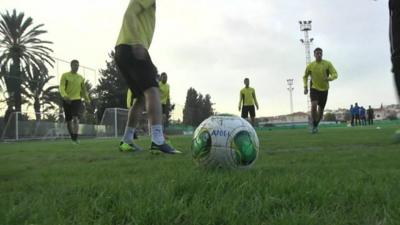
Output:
top-left (1, 0), bottom-right (396, 117)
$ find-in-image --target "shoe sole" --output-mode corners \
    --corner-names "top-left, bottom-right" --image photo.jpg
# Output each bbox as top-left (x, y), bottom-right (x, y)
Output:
top-left (149, 149), bottom-right (182, 154)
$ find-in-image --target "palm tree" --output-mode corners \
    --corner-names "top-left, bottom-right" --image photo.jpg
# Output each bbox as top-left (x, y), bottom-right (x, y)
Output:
top-left (0, 9), bottom-right (53, 115)
top-left (21, 64), bottom-right (58, 121)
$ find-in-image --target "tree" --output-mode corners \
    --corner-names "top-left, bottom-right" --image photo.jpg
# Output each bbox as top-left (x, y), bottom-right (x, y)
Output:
top-left (182, 88), bottom-right (198, 126)
top-left (183, 87), bottom-right (214, 126)
top-left (0, 9), bottom-right (53, 117)
top-left (324, 112), bottom-right (336, 122)
top-left (95, 51), bottom-right (128, 120)
top-left (81, 80), bottom-right (97, 124)
top-left (21, 64), bottom-right (58, 120)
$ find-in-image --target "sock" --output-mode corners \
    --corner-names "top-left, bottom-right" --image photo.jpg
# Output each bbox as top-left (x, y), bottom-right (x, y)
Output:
top-left (151, 124), bottom-right (165, 145)
top-left (122, 127), bottom-right (135, 144)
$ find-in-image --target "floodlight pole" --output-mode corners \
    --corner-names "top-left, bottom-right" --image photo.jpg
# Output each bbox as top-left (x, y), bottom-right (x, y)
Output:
top-left (287, 79), bottom-right (294, 125)
top-left (299, 20), bottom-right (314, 65)
top-left (299, 20), bottom-right (314, 126)
top-left (287, 79), bottom-right (294, 115)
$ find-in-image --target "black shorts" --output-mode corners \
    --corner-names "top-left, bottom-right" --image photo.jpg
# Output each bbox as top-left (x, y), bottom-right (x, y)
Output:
top-left (63, 100), bottom-right (82, 122)
top-left (241, 105), bottom-right (256, 119)
top-left (114, 44), bottom-right (159, 98)
top-left (310, 88), bottom-right (328, 109)
top-left (162, 104), bottom-right (169, 115)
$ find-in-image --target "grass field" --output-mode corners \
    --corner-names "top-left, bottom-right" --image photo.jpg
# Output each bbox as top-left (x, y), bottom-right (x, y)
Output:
top-left (1, 124), bottom-right (400, 225)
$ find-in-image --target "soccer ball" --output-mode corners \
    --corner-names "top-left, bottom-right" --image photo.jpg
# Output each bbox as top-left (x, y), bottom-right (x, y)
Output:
top-left (191, 116), bottom-right (259, 169)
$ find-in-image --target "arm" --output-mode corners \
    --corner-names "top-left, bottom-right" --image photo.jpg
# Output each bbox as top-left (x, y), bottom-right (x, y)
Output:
top-left (127, 89), bottom-right (133, 108)
top-left (167, 85), bottom-right (170, 105)
top-left (252, 90), bottom-right (259, 110)
top-left (303, 66), bottom-right (310, 94)
top-left (59, 74), bottom-right (68, 99)
top-left (81, 79), bottom-right (90, 102)
top-left (327, 62), bottom-right (338, 81)
top-left (238, 91), bottom-right (243, 111)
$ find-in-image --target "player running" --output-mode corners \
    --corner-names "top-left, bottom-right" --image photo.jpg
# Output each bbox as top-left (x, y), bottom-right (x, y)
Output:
top-left (303, 48), bottom-right (338, 133)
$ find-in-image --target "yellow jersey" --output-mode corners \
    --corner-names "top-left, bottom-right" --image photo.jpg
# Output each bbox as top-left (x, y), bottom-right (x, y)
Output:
top-left (59, 72), bottom-right (89, 101)
top-left (239, 87), bottom-right (258, 107)
top-left (116, 0), bottom-right (156, 49)
top-left (159, 81), bottom-right (170, 105)
top-left (303, 59), bottom-right (338, 91)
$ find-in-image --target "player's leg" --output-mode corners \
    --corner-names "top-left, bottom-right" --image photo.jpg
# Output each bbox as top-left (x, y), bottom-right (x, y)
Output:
top-left (70, 100), bottom-right (82, 143)
top-left (317, 106), bottom-right (325, 124)
top-left (161, 104), bottom-right (168, 128)
top-left (309, 88), bottom-right (320, 133)
top-left (389, 1), bottom-right (400, 142)
top-left (161, 104), bottom-right (172, 145)
top-left (249, 105), bottom-right (256, 127)
top-left (390, 0), bottom-right (400, 99)
top-left (144, 87), bottom-right (180, 154)
top-left (310, 101), bottom-right (318, 132)
top-left (63, 101), bottom-right (74, 140)
top-left (71, 116), bottom-right (79, 142)
top-left (241, 106), bottom-right (248, 120)
top-left (120, 96), bottom-right (145, 151)
top-left (120, 44), bottom-right (179, 154)
top-left (115, 44), bottom-right (147, 152)
top-left (356, 115), bottom-right (360, 126)
top-left (317, 91), bottom-right (328, 128)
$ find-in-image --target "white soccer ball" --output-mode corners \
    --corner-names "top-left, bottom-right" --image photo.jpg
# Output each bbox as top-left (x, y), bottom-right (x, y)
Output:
top-left (191, 116), bottom-right (259, 169)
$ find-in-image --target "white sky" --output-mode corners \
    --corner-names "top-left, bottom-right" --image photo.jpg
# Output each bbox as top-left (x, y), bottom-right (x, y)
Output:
top-left (1, 0), bottom-right (397, 117)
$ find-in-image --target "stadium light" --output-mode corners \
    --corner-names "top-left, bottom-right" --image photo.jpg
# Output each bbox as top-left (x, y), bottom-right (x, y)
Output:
top-left (287, 79), bottom-right (294, 114)
top-left (299, 19), bottom-right (314, 126)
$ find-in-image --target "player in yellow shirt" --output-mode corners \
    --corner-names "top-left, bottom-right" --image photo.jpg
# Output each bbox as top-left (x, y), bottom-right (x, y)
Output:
top-left (159, 72), bottom-right (171, 127)
top-left (303, 48), bottom-right (338, 133)
top-left (59, 60), bottom-right (90, 144)
top-left (238, 78), bottom-right (259, 126)
top-left (115, 0), bottom-right (180, 154)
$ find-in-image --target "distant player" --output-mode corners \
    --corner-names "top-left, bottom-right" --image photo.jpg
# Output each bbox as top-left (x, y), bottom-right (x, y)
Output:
top-left (159, 72), bottom-right (171, 128)
top-left (115, 0), bottom-right (180, 154)
top-left (349, 104), bottom-right (355, 126)
top-left (360, 106), bottom-right (367, 126)
top-left (303, 48), bottom-right (338, 133)
top-left (59, 60), bottom-right (90, 144)
top-left (367, 105), bottom-right (374, 125)
top-left (353, 102), bottom-right (360, 126)
top-left (238, 78), bottom-right (259, 126)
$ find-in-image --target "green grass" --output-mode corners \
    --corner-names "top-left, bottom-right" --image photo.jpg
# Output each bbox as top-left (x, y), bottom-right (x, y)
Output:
top-left (0, 125), bottom-right (400, 225)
